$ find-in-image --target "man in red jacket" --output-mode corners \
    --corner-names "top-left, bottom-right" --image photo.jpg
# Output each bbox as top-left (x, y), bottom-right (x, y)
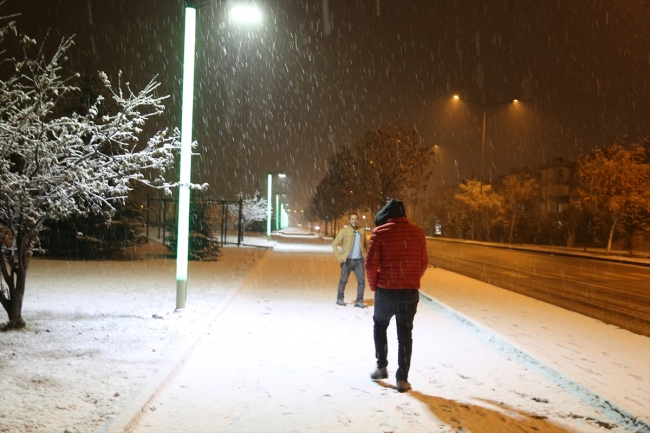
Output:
top-left (365, 199), bottom-right (428, 392)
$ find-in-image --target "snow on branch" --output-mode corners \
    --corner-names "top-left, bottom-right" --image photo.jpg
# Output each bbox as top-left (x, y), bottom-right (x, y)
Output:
top-left (0, 25), bottom-right (201, 256)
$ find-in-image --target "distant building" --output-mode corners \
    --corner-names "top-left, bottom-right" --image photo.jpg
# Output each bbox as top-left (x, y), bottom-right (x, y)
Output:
top-left (534, 158), bottom-right (577, 216)
top-left (497, 157), bottom-right (577, 217)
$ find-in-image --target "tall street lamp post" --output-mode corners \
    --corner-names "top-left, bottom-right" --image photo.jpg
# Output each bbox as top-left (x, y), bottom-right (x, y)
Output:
top-left (176, 1), bottom-right (261, 310)
top-left (452, 95), bottom-right (518, 192)
top-left (267, 171), bottom-right (286, 238)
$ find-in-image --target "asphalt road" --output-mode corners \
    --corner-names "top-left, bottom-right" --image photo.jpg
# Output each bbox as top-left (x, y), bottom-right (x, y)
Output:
top-left (426, 238), bottom-right (650, 337)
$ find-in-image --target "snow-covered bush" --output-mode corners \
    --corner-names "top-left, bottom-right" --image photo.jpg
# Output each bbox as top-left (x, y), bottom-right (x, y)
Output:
top-left (231, 190), bottom-right (268, 233)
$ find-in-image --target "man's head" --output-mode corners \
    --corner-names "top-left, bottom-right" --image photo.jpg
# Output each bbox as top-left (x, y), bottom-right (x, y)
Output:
top-left (349, 213), bottom-right (359, 229)
top-left (374, 199), bottom-right (406, 226)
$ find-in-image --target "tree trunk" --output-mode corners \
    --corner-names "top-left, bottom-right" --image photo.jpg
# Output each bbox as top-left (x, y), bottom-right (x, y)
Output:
top-left (2, 267), bottom-right (27, 329)
top-left (508, 213), bottom-right (516, 244)
top-left (606, 217), bottom-right (618, 255)
top-left (1, 229), bottom-right (32, 330)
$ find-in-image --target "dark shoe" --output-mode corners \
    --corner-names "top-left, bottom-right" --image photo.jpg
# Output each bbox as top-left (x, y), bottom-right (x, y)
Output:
top-left (336, 299), bottom-right (346, 306)
top-left (396, 379), bottom-right (411, 392)
top-left (354, 301), bottom-right (367, 308)
top-left (370, 366), bottom-right (388, 381)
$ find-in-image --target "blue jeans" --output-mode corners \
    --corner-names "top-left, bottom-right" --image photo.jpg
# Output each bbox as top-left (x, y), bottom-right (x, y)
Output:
top-left (337, 258), bottom-right (365, 302)
top-left (373, 288), bottom-right (419, 381)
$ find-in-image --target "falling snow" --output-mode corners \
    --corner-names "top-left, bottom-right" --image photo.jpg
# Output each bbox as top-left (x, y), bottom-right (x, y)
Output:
top-left (2, 0), bottom-right (648, 210)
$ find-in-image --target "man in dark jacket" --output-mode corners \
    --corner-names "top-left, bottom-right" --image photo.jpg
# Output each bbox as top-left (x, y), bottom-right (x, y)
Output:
top-left (365, 199), bottom-right (428, 392)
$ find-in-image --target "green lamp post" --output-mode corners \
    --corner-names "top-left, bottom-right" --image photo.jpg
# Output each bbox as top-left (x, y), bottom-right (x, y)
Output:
top-left (176, 1), bottom-right (262, 310)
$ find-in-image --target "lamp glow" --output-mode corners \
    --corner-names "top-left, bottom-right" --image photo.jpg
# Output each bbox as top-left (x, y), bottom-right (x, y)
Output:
top-left (230, 5), bottom-right (262, 24)
top-left (175, 6), bottom-right (197, 310)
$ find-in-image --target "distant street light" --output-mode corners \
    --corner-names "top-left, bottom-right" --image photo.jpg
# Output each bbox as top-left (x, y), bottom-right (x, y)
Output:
top-left (276, 193), bottom-right (280, 230)
top-left (452, 94), bottom-right (519, 192)
top-left (267, 171), bottom-right (285, 238)
top-left (176, 0), bottom-right (262, 310)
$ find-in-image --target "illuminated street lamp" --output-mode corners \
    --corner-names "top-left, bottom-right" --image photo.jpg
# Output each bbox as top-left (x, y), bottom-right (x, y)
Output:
top-left (176, 0), bottom-right (261, 310)
top-left (452, 94), bottom-right (519, 192)
top-left (281, 204), bottom-right (290, 228)
top-left (267, 171), bottom-right (286, 238)
top-left (276, 193), bottom-right (280, 230)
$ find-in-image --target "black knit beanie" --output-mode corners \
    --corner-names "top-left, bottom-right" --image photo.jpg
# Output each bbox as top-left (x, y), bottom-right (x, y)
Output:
top-left (374, 199), bottom-right (406, 226)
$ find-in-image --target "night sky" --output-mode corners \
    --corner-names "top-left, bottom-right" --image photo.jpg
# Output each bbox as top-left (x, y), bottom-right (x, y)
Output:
top-left (4, 0), bottom-right (649, 211)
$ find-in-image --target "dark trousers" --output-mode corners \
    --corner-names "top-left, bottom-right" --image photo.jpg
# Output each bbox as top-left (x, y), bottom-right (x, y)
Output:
top-left (337, 258), bottom-right (365, 302)
top-left (373, 288), bottom-right (419, 381)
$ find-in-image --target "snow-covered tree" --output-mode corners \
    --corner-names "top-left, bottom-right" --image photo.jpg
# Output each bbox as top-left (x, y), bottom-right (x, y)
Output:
top-left (576, 141), bottom-right (650, 254)
top-left (455, 180), bottom-right (502, 241)
top-left (231, 190), bottom-right (267, 232)
top-left (0, 25), bottom-right (197, 329)
top-left (39, 57), bottom-right (149, 258)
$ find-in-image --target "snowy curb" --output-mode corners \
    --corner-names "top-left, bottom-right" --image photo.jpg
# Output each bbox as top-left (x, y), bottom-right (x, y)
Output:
top-left (99, 251), bottom-right (271, 433)
top-left (418, 291), bottom-right (650, 433)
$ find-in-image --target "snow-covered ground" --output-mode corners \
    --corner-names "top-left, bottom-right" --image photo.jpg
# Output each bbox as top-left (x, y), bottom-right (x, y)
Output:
top-left (0, 241), bottom-right (264, 433)
top-left (1, 231), bottom-right (648, 432)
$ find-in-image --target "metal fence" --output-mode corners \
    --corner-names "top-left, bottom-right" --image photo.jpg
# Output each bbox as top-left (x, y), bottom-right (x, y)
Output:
top-left (145, 197), bottom-right (244, 247)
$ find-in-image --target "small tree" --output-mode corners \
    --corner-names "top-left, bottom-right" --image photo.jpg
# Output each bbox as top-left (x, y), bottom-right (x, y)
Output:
top-left (499, 174), bottom-right (538, 244)
top-left (0, 26), bottom-right (195, 329)
top-left (576, 142), bottom-right (650, 254)
top-left (231, 190), bottom-right (267, 234)
top-left (167, 193), bottom-right (220, 261)
top-left (455, 180), bottom-right (502, 241)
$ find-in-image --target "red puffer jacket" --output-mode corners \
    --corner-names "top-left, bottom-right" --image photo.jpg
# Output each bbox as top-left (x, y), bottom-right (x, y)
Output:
top-left (365, 217), bottom-right (428, 291)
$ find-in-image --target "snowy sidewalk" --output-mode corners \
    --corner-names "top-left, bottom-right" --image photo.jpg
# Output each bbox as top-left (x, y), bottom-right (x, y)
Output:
top-left (112, 245), bottom-right (647, 433)
top-left (419, 268), bottom-right (650, 427)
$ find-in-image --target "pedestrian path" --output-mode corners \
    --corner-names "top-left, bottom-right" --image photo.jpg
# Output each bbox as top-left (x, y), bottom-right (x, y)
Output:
top-left (221, 228), bottom-right (323, 248)
top-left (117, 246), bottom-right (645, 433)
